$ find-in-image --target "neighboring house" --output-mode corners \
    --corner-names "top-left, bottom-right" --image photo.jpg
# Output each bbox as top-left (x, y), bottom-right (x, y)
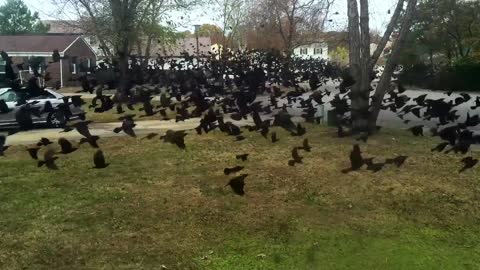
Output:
top-left (0, 35), bottom-right (97, 87)
top-left (43, 20), bottom-right (105, 57)
top-left (293, 42), bottom-right (329, 60)
top-left (43, 20), bottom-right (213, 60)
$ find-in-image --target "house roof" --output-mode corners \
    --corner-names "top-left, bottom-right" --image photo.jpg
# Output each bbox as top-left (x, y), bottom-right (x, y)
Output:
top-left (0, 35), bottom-right (82, 54)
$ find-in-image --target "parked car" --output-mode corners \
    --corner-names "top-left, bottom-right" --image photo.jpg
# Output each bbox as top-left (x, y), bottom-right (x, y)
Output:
top-left (0, 87), bottom-right (85, 129)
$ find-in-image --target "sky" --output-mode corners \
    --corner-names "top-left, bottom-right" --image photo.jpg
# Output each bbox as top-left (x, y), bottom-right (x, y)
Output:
top-left (13, 0), bottom-right (398, 33)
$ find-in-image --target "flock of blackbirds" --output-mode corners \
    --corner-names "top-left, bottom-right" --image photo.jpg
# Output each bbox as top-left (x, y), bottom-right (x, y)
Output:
top-left (1, 47), bottom-right (479, 196)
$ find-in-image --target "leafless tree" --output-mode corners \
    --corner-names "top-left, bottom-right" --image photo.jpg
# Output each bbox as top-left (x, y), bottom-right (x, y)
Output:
top-left (346, 0), bottom-right (418, 133)
top-left (52, 0), bottom-right (200, 92)
top-left (269, 0), bottom-right (334, 53)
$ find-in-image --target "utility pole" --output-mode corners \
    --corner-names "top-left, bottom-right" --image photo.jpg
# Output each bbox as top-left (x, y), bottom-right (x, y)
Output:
top-left (194, 24), bottom-right (201, 67)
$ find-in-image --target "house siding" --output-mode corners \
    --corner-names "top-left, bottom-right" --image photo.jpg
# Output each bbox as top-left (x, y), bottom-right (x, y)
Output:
top-left (0, 36), bottom-right (97, 88)
top-left (293, 42), bottom-right (329, 60)
top-left (63, 38), bottom-right (97, 86)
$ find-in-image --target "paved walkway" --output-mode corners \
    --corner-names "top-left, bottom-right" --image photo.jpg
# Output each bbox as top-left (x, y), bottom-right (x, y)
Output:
top-left (7, 85), bottom-right (480, 146)
top-left (3, 118), bottom-right (255, 146)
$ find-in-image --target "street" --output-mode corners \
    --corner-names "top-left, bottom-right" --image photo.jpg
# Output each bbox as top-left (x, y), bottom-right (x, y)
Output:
top-left (3, 83), bottom-right (480, 146)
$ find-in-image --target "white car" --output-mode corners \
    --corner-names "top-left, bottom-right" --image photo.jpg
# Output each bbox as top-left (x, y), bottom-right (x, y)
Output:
top-left (0, 88), bottom-right (84, 128)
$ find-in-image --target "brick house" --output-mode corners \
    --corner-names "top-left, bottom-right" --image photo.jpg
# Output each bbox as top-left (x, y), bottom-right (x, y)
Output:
top-left (0, 34), bottom-right (97, 87)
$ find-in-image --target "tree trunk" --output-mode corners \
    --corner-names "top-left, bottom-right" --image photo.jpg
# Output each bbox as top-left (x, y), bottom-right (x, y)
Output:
top-left (429, 49), bottom-right (434, 74)
top-left (368, 0), bottom-right (405, 70)
top-left (141, 36), bottom-right (153, 70)
top-left (368, 0), bottom-right (418, 133)
top-left (348, 0), bottom-right (368, 133)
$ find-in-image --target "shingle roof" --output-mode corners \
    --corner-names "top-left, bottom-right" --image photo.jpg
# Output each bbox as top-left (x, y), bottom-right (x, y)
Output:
top-left (0, 35), bottom-right (80, 53)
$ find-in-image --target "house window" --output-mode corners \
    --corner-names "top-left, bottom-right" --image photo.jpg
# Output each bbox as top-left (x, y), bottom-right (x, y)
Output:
top-left (87, 58), bottom-right (91, 74)
top-left (314, 48), bottom-right (323, 55)
top-left (28, 66), bottom-right (42, 74)
top-left (70, 57), bottom-right (78, 74)
top-left (0, 60), bottom-right (5, 74)
top-left (300, 48), bottom-right (308, 55)
top-left (27, 57), bottom-right (44, 74)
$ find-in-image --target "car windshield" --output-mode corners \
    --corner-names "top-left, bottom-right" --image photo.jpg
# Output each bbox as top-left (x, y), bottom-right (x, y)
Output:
top-left (0, 90), bottom-right (17, 102)
top-left (30, 91), bottom-right (56, 100)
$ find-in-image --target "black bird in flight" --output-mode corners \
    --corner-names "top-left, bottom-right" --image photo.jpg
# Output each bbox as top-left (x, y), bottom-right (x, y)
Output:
top-left (70, 121), bottom-right (94, 138)
top-left (142, 133), bottom-right (159, 140)
top-left (79, 136), bottom-right (100, 148)
top-left (224, 166), bottom-right (244, 175)
top-left (58, 138), bottom-right (77, 154)
top-left (161, 130), bottom-right (187, 149)
top-left (114, 115), bottom-right (137, 137)
top-left (409, 125), bottom-right (424, 136)
top-left (364, 158), bottom-right (385, 173)
top-left (26, 146), bottom-right (40, 160)
top-left (386, 155), bottom-right (408, 167)
top-left (236, 154), bottom-right (249, 161)
top-left (300, 138), bottom-right (311, 152)
top-left (37, 137), bottom-right (53, 147)
top-left (431, 142), bottom-right (449, 152)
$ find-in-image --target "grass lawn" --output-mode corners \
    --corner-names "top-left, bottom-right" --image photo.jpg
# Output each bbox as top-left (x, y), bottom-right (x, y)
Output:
top-left (1, 125), bottom-right (480, 269)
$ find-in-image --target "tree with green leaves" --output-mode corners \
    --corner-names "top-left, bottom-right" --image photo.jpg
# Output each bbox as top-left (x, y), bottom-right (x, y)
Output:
top-left (0, 0), bottom-right (49, 34)
top-left (406, 0), bottom-right (480, 64)
top-left (196, 24), bottom-right (224, 45)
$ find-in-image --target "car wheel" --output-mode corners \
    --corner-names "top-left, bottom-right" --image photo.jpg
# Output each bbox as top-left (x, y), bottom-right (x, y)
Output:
top-left (47, 111), bottom-right (67, 128)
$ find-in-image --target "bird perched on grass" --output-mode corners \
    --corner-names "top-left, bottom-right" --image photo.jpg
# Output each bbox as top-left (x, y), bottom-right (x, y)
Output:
top-left (38, 148), bottom-right (58, 170)
top-left (58, 138), bottom-right (77, 154)
top-left (288, 147), bottom-right (303, 166)
top-left (93, 150), bottom-right (109, 169)
top-left (342, 144), bottom-right (364, 173)
top-left (459, 157), bottom-right (478, 173)
top-left (0, 135), bottom-right (8, 156)
top-left (226, 174), bottom-right (248, 195)
top-left (224, 166), bottom-right (244, 175)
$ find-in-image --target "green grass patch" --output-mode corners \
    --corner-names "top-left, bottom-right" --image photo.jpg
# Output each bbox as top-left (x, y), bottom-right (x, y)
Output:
top-left (1, 125), bottom-right (479, 269)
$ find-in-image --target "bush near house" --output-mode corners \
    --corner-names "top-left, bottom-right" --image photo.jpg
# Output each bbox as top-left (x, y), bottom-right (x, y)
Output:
top-left (400, 59), bottom-right (480, 92)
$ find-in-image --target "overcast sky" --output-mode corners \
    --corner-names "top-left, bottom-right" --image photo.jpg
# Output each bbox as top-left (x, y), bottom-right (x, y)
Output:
top-left (14, 0), bottom-right (397, 33)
